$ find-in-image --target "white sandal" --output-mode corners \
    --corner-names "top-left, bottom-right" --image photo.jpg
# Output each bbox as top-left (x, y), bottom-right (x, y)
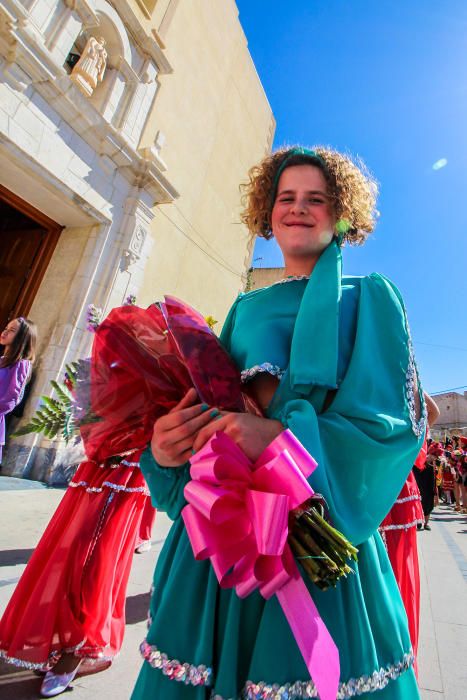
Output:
top-left (40, 660), bottom-right (82, 697)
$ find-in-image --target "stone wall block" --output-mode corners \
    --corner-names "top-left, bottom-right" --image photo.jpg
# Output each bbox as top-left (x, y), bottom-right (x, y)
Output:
top-left (37, 132), bottom-right (74, 177)
top-left (29, 0), bottom-right (60, 34)
top-left (68, 153), bottom-right (92, 179)
top-left (68, 131), bottom-right (97, 167)
top-left (15, 102), bottom-right (46, 141)
top-left (112, 169), bottom-right (130, 196)
top-left (38, 344), bottom-right (66, 372)
top-left (0, 84), bottom-right (22, 118)
top-left (62, 169), bottom-right (91, 197)
top-left (8, 119), bottom-right (40, 156)
top-left (0, 107), bottom-right (8, 135)
top-left (102, 73), bottom-right (127, 125)
top-left (28, 90), bottom-right (62, 132)
top-left (50, 322), bottom-right (74, 346)
top-left (56, 119), bottom-right (74, 145)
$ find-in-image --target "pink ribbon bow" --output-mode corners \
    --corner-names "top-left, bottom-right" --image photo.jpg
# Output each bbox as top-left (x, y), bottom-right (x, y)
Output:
top-left (182, 430), bottom-right (340, 700)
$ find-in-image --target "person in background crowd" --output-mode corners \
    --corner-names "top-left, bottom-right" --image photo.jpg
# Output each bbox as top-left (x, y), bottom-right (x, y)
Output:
top-left (412, 395), bottom-right (440, 532)
top-left (414, 441), bottom-right (438, 528)
top-left (434, 454), bottom-right (443, 506)
top-left (450, 439), bottom-right (466, 513)
top-left (0, 317), bottom-right (36, 466)
top-left (379, 392), bottom-right (438, 674)
top-left (460, 436), bottom-right (467, 514)
top-left (0, 332), bottom-right (156, 698)
top-left (441, 445), bottom-right (456, 505)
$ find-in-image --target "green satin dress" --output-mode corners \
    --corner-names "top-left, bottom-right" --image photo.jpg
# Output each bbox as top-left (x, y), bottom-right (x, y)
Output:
top-left (132, 242), bottom-right (426, 700)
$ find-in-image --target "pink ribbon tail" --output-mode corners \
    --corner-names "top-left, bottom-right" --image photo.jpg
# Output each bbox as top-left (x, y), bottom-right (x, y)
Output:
top-left (276, 576), bottom-right (340, 700)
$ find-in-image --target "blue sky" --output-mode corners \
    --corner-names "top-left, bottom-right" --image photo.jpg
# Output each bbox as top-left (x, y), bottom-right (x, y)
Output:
top-left (236, 0), bottom-right (467, 396)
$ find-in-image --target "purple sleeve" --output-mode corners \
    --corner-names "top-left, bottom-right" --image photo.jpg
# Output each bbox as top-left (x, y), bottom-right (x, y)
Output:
top-left (0, 360), bottom-right (31, 416)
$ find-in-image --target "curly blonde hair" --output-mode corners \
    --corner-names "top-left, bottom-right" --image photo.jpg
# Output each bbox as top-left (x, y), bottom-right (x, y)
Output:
top-left (240, 146), bottom-right (378, 245)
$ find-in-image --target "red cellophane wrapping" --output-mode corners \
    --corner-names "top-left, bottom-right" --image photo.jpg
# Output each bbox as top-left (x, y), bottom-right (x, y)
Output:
top-left (80, 297), bottom-right (253, 462)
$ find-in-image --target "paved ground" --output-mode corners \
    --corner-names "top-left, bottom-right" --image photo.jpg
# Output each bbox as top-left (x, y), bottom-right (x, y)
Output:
top-left (0, 479), bottom-right (465, 699)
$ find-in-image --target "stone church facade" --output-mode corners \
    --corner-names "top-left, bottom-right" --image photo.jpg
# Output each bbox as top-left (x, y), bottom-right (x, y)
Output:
top-left (0, 0), bottom-right (274, 480)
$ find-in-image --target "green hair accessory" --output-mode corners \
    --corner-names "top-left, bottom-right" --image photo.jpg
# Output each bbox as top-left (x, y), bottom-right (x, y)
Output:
top-left (334, 219), bottom-right (352, 247)
top-left (335, 218), bottom-right (351, 235)
top-left (272, 147), bottom-right (323, 201)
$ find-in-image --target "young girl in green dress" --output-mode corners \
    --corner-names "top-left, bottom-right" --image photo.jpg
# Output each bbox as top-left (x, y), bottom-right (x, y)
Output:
top-left (132, 146), bottom-right (426, 699)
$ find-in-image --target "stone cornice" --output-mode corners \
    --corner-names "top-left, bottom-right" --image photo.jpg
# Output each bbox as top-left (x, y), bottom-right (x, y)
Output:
top-left (34, 76), bottom-right (178, 203)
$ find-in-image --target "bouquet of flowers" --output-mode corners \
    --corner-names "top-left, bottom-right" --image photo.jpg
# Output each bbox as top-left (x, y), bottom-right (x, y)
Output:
top-left (16, 297), bottom-right (356, 590)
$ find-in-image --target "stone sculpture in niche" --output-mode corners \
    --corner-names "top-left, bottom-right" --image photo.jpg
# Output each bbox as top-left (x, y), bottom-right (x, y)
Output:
top-left (71, 36), bottom-right (107, 97)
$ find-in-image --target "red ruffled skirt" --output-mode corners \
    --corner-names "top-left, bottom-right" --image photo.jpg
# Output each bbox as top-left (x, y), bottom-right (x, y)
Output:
top-left (0, 450), bottom-right (155, 670)
top-left (380, 471), bottom-right (423, 673)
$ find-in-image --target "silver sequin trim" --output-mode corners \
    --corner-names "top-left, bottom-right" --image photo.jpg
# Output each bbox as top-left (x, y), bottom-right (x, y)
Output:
top-left (405, 329), bottom-right (427, 439)
top-left (99, 460), bottom-right (140, 469)
top-left (140, 639), bottom-right (212, 686)
top-left (139, 638), bottom-right (413, 699)
top-left (273, 275), bottom-right (310, 285)
top-left (241, 652), bottom-right (414, 699)
top-left (0, 640), bottom-right (84, 671)
top-left (241, 363), bottom-right (284, 383)
top-left (120, 460), bottom-right (140, 467)
top-left (379, 519), bottom-right (423, 532)
top-left (76, 648), bottom-right (118, 662)
top-left (69, 480), bottom-right (149, 495)
top-left (0, 648), bottom-right (57, 671)
top-left (395, 494), bottom-right (421, 504)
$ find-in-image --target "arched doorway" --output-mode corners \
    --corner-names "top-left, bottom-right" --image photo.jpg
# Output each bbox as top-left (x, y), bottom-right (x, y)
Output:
top-left (0, 184), bottom-right (63, 331)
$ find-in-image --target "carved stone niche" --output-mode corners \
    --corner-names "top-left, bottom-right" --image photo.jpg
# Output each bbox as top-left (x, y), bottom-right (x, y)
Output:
top-left (120, 224), bottom-right (147, 271)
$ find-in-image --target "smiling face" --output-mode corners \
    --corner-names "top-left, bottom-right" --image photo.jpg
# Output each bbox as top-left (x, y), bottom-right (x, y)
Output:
top-left (0, 319), bottom-right (21, 348)
top-left (271, 164), bottom-right (336, 272)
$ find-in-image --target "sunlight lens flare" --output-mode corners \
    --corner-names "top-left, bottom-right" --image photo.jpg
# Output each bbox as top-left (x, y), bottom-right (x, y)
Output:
top-left (432, 158), bottom-right (447, 171)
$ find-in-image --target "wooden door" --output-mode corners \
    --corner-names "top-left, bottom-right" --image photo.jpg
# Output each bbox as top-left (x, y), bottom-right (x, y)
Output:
top-left (0, 185), bottom-right (63, 331)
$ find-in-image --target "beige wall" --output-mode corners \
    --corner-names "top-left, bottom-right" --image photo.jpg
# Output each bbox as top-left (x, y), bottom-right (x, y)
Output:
top-left (138, 0), bottom-right (275, 323)
top-left (249, 267), bottom-right (285, 290)
top-left (432, 391), bottom-right (467, 432)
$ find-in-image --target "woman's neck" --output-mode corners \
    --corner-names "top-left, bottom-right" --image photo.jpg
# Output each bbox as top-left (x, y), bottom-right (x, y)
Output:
top-left (283, 256), bottom-right (319, 278)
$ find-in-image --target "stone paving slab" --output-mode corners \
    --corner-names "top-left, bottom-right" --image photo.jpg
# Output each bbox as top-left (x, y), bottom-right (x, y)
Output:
top-left (0, 476), bottom-right (46, 491)
top-left (0, 485), bottom-right (465, 699)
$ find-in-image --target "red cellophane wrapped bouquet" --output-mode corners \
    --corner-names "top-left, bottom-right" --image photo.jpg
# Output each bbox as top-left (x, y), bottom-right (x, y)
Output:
top-left (79, 296), bottom-right (257, 462)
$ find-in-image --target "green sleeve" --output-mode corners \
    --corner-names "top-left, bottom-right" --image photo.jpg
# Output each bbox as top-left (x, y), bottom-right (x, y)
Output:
top-left (219, 294), bottom-right (242, 353)
top-left (138, 296), bottom-right (242, 521)
top-left (269, 273), bottom-right (426, 545)
top-left (139, 447), bottom-right (191, 520)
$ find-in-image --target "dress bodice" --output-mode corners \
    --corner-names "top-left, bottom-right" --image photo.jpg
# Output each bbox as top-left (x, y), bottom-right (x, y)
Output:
top-left (225, 276), bottom-right (361, 392)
